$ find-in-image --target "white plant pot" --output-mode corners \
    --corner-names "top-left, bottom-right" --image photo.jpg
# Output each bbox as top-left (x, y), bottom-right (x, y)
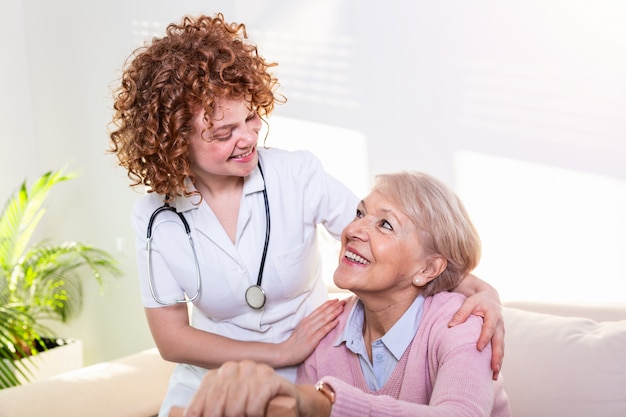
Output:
top-left (14, 339), bottom-right (84, 384)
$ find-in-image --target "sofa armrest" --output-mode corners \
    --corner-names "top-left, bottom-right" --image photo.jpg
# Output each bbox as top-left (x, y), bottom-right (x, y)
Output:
top-left (0, 348), bottom-right (176, 417)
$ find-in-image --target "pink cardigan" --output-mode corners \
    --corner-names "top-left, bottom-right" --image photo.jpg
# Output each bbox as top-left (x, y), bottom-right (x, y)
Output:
top-left (296, 292), bottom-right (510, 417)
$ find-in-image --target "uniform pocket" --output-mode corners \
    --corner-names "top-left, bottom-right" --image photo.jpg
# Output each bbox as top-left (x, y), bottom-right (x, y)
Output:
top-left (270, 234), bottom-right (321, 298)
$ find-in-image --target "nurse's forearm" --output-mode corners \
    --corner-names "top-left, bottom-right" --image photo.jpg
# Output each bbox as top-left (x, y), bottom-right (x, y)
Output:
top-left (145, 306), bottom-right (300, 369)
top-left (453, 272), bottom-right (493, 296)
top-left (161, 327), bottom-right (299, 369)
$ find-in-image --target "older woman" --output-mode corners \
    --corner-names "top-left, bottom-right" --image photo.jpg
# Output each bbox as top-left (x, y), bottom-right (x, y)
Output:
top-left (181, 171), bottom-right (510, 417)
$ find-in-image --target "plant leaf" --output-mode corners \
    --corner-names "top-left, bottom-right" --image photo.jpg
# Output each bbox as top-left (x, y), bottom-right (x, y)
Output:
top-left (0, 170), bottom-right (74, 271)
top-left (0, 168), bottom-right (121, 389)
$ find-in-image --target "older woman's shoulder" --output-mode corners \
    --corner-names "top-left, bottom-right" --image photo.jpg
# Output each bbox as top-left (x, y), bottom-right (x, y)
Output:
top-left (421, 292), bottom-right (483, 344)
top-left (429, 291), bottom-right (467, 309)
top-left (422, 292), bottom-right (472, 325)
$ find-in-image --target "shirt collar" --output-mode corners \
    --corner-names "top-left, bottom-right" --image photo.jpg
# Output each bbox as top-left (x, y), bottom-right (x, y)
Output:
top-left (244, 163), bottom-right (265, 196)
top-left (168, 164), bottom-right (265, 213)
top-left (335, 294), bottom-right (425, 360)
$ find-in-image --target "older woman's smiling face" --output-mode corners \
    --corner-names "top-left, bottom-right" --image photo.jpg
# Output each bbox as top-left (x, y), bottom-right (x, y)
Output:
top-left (333, 190), bottom-right (428, 299)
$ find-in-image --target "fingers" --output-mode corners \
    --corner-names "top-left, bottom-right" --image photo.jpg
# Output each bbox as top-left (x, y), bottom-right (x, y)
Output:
top-left (475, 307), bottom-right (505, 380)
top-left (280, 299), bottom-right (346, 365)
top-left (309, 299), bottom-right (345, 322)
top-left (185, 361), bottom-right (283, 417)
top-left (181, 364), bottom-right (301, 417)
top-left (184, 368), bottom-right (219, 417)
top-left (310, 299), bottom-right (345, 332)
top-left (447, 299), bottom-right (475, 327)
top-left (295, 299), bottom-right (345, 341)
top-left (169, 406), bottom-right (184, 417)
top-left (448, 289), bottom-right (506, 380)
top-left (490, 322), bottom-right (505, 380)
top-left (476, 311), bottom-right (497, 351)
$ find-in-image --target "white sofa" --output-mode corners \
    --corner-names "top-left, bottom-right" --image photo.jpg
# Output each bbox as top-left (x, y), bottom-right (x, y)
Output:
top-left (1, 301), bottom-right (625, 417)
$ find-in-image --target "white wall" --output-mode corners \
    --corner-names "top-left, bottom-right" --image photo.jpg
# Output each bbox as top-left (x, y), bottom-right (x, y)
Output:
top-left (1, 0), bottom-right (625, 364)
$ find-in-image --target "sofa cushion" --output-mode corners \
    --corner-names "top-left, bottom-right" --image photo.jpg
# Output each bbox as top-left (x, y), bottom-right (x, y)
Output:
top-left (502, 307), bottom-right (626, 417)
top-left (0, 348), bottom-right (175, 417)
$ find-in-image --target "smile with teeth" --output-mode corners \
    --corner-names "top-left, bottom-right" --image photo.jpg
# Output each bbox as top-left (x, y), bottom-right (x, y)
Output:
top-left (231, 147), bottom-right (254, 159)
top-left (344, 250), bottom-right (370, 265)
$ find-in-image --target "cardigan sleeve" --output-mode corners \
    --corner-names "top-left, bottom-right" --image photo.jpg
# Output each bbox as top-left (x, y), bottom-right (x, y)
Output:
top-left (296, 349), bottom-right (320, 385)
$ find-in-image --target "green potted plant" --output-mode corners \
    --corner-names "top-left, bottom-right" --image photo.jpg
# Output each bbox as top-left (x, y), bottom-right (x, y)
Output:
top-left (0, 169), bottom-right (122, 389)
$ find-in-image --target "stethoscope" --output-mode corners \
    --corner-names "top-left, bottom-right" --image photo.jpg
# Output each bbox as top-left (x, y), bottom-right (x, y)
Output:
top-left (145, 163), bottom-right (270, 309)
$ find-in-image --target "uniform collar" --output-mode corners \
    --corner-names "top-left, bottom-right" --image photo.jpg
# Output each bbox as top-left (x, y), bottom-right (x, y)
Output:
top-left (168, 165), bottom-right (265, 213)
top-left (244, 163), bottom-right (265, 196)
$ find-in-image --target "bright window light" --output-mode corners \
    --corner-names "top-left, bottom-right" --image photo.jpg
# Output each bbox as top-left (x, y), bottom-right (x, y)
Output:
top-left (455, 151), bottom-right (626, 304)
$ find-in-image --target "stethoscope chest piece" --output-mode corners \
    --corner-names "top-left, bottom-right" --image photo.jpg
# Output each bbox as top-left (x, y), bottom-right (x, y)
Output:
top-left (147, 162), bottom-right (271, 309)
top-left (245, 284), bottom-right (266, 309)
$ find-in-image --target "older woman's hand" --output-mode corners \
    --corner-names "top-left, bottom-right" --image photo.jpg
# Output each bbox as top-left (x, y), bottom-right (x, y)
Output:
top-left (182, 361), bottom-right (331, 417)
top-left (182, 361), bottom-right (291, 417)
top-left (449, 273), bottom-right (505, 380)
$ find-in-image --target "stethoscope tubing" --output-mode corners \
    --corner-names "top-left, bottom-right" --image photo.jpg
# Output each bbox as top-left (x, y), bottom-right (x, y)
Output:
top-left (256, 163), bottom-right (270, 287)
top-left (146, 205), bottom-right (202, 305)
top-left (145, 162), bottom-right (270, 308)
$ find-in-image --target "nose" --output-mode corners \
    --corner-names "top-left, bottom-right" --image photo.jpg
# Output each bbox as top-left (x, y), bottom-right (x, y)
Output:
top-left (237, 115), bottom-right (262, 147)
top-left (237, 128), bottom-right (257, 147)
top-left (343, 216), bottom-right (370, 242)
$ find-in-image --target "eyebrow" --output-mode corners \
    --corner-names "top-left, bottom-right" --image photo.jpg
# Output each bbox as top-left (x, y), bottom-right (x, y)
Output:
top-left (360, 199), bottom-right (397, 218)
top-left (210, 109), bottom-right (255, 133)
top-left (211, 123), bottom-right (235, 133)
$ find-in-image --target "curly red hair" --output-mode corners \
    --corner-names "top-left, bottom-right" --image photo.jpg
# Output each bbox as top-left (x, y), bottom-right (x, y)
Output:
top-left (109, 13), bottom-right (282, 197)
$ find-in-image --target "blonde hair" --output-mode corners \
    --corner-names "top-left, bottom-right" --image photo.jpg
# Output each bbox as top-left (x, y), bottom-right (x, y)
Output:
top-left (372, 172), bottom-right (481, 296)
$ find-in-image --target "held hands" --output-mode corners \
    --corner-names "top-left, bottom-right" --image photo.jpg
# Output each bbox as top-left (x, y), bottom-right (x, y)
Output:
top-left (277, 299), bottom-right (345, 366)
top-left (183, 361), bottom-right (297, 417)
top-left (174, 300), bottom-right (344, 416)
top-left (449, 276), bottom-right (505, 380)
top-left (181, 361), bottom-right (330, 417)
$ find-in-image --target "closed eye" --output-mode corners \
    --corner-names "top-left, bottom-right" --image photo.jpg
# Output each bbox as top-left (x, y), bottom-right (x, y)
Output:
top-left (212, 132), bottom-right (232, 141)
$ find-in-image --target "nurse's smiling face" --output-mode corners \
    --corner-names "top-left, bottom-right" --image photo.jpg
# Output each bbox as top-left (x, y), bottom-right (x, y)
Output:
top-left (188, 98), bottom-right (262, 182)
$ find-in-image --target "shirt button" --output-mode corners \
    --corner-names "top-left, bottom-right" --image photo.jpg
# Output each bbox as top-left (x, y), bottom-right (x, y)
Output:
top-left (376, 354), bottom-right (383, 361)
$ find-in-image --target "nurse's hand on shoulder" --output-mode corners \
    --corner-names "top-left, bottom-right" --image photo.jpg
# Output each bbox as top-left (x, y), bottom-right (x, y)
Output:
top-left (277, 298), bottom-right (345, 366)
top-left (448, 277), bottom-right (504, 380)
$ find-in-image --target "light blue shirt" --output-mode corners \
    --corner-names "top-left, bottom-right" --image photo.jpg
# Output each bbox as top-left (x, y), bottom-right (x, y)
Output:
top-left (335, 294), bottom-right (425, 390)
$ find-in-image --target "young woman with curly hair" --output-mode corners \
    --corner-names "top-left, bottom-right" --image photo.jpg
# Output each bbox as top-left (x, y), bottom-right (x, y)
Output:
top-left (109, 13), bottom-right (505, 416)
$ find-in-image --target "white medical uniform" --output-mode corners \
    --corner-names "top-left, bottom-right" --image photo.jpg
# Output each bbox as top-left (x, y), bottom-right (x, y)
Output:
top-left (131, 148), bottom-right (359, 415)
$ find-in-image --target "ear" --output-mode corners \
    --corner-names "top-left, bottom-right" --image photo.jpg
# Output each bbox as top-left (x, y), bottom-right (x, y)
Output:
top-left (419, 255), bottom-right (447, 286)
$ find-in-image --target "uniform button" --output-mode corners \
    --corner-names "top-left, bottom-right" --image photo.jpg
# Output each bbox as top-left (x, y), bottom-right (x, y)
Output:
top-left (375, 354), bottom-right (383, 361)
